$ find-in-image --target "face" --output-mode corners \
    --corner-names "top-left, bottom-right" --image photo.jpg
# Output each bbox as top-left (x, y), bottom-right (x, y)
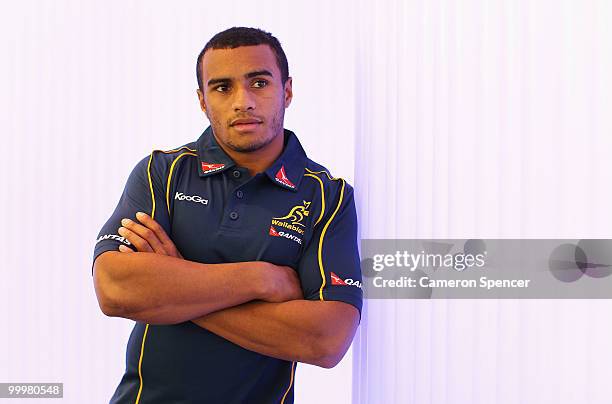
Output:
top-left (197, 44), bottom-right (292, 154)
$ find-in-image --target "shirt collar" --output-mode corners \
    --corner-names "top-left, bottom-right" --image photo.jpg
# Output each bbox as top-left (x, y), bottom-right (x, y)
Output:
top-left (196, 126), bottom-right (307, 192)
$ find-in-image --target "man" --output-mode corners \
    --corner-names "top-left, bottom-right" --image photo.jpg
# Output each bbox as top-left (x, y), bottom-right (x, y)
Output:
top-left (92, 27), bottom-right (362, 404)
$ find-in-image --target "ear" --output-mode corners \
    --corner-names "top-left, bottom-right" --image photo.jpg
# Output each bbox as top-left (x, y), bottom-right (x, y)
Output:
top-left (283, 77), bottom-right (293, 108)
top-left (197, 88), bottom-right (207, 113)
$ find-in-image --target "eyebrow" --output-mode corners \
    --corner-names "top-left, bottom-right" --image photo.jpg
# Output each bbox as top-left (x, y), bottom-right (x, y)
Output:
top-left (245, 70), bottom-right (273, 79)
top-left (207, 69), bottom-right (274, 87)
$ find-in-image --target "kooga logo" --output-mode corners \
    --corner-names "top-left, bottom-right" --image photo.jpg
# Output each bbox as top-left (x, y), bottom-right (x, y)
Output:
top-left (175, 192), bottom-right (209, 205)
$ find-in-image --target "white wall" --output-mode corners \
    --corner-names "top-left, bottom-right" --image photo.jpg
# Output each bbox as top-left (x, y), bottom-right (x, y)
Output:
top-left (352, 1), bottom-right (612, 403)
top-left (0, 1), bottom-right (356, 403)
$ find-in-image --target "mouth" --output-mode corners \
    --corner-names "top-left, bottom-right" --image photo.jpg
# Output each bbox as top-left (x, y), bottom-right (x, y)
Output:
top-left (230, 118), bottom-right (263, 132)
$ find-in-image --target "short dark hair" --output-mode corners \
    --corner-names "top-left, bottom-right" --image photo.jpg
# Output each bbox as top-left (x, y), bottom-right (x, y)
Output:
top-left (196, 27), bottom-right (289, 91)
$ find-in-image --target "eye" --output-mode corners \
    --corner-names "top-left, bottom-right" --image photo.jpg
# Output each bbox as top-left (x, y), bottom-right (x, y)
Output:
top-left (252, 79), bottom-right (268, 88)
top-left (214, 85), bottom-right (229, 93)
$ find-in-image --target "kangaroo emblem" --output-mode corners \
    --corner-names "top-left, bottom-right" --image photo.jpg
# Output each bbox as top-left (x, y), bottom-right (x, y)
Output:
top-left (274, 201), bottom-right (311, 227)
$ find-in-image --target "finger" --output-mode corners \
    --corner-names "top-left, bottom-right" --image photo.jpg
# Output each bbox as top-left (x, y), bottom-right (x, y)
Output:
top-left (135, 212), bottom-right (182, 257)
top-left (119, 245), bottom-right (134, 253)
top-left (118, 226), bottom-right (154, 253)
top-left (121, 218), bottom-right (168, 255)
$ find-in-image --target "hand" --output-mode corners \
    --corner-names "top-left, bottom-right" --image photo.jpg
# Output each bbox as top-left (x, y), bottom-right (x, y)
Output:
top-left (258, 262), bottom-right (304, 302)
top-left (117, 211), bottom-right (184, 259)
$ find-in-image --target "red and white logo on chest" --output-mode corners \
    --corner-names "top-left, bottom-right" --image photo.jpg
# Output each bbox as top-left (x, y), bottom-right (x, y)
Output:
top-left (201, 162), bottom-right (225, 174)
top-left (274, 166), bottom-right (295, 189)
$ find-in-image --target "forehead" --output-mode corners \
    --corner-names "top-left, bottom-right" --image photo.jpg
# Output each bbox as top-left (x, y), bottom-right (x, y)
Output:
top-left (201, 44), bottom-right (280, 81)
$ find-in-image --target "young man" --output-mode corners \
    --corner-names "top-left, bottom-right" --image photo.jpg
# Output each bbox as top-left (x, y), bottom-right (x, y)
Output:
top-left (92, 27), bottom-right (362, 404)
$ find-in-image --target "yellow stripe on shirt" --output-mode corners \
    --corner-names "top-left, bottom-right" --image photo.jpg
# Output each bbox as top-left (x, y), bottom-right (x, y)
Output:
top-left (280, 361), bottom-right (296, 404)
top-left (166, 152), bottom-right (198, 214)
top-left (303, 173), bottom-right (325, 227)
top-left (317, 178), bottom-right (346, 301)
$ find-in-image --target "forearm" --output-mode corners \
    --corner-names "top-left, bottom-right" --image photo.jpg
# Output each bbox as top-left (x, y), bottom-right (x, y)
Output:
top-left (93, 251), bottom-right (264, 324)
top-left (192, 300), bottom-right (358, 368)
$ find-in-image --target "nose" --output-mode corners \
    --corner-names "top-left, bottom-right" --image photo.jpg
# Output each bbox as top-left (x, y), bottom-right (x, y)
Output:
top-left (232, 85), bottom-right (255, 112)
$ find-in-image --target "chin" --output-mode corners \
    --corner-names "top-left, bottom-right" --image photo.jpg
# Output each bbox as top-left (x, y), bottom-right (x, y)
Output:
top-left (231, 137), bottom-right (273, 153)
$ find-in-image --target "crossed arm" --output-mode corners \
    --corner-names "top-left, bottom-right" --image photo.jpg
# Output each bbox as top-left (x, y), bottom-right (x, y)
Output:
top-left (93, 212), bottom-right (360, 368)
top-left (192, 299), bottom-right (358, 368)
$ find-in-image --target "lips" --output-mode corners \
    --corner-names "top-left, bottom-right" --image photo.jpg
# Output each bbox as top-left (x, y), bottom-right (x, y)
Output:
top-left (231, 118), bottom-right (262, 126)
top-left (230, 118), bottom-right (263, 133)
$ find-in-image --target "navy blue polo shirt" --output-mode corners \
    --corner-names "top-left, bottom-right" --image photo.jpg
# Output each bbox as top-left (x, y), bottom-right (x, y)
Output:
top-left (92, 126), bottom-right (362, 404)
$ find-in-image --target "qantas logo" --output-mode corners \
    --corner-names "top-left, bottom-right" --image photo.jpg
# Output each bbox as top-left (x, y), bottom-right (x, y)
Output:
top-left (96, 234), bottom-right (132, 246)
top-left (331, 272), bottom-right (347, 285)
top-left (269, 225), bottom-right (302, 245)
top-left (201, 161), bottom-right (225, 174)
top-left (331, 272), bottom-right (362, 288)
top-left (274, 165), bottom-right (295, 189)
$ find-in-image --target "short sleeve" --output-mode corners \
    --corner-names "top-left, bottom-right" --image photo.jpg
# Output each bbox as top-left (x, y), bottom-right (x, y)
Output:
top-left (91, 153), bottom-right (167, 275)
top-left (297, 180), bottom-right (363, 318)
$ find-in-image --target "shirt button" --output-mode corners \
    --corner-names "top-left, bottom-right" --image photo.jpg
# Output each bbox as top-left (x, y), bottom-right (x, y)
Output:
top-left (236, 190), bottom-right (244, 199)
top-left (229, 211), bottom-right (239, 220)
top-left (232, 170), bottom-right (241, 178)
